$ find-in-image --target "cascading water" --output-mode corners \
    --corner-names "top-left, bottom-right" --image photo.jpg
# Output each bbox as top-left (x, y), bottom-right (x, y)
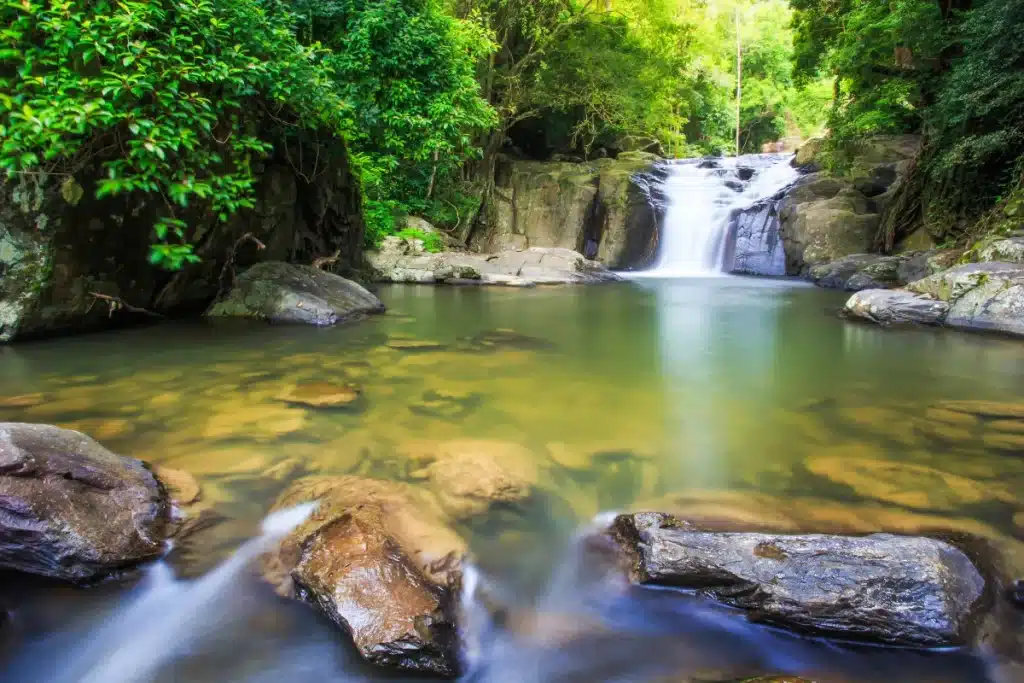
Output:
top-left (11, 503), bottom-right (319, 683)
top-left (640, 154), bottom-right (798, 277)
top-left (4, 505), bottom-right (995, 683)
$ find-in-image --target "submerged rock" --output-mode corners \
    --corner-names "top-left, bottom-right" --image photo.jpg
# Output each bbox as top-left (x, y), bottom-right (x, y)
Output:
top-left (409, 389), bottom-right (482, 420)
top-left (402, 439), bottom-right (539, 520)
top-left (469, 328), bottom-right (555, 351)
top-left (610, 512), bottom-right (985, 647)
top-left (207, 261), bottom-right (384, 326)
top-left (0, 422), bottom-right (169, 581)
top-left (277, 381), bottom-right (361, 409)
top-left (263, 476), bottom-right (465, 677)
top-left (804, 455), bottom-right (1016, 511)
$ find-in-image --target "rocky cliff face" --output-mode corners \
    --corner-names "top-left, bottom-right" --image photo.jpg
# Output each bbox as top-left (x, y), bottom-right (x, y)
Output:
top-left (0, 141), bottom-right (363, 342)
top-left (469, 152), bottom-right (661, 270)
top-left (725, 136), bottom-right (922, 278)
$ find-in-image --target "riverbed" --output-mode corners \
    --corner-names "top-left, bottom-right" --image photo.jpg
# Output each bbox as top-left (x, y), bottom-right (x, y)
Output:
top-left (1, 278), bottom-right (1022, 682)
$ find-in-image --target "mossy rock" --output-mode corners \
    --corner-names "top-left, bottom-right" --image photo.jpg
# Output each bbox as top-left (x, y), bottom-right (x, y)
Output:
top-left (207, 261), bottom-right (384, 326)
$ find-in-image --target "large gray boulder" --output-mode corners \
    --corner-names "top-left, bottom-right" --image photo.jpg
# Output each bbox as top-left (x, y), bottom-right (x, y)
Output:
top-left (0, 423), bottom-right (169, 581)
top-left (367, 242), bottom-right (619, 287)
top-left (610, 512), bottom-right (985, 647)
top-left (262, 476), bottom-right (465, 677)
top-left (778, 175), bottom-right (880, 274)
top-left (844, 289), bottom-right (949, 325)
top-left (907, 262), bottom-right (1024, 336)
top-left (207, 261), bottom-right (384, 325)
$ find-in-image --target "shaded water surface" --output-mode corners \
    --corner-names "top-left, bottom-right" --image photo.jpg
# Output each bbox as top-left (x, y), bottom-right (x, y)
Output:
top-left (0, 278), bottom-right (1022, 682)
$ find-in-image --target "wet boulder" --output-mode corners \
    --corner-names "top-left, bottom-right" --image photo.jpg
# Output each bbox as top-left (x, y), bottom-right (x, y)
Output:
top-left (610, 512), bottom-right (985, 647)
top-left (207, 261), bottom-right (384, 326)
top-left (262, 476), bottom-right (465, 677)
top-left (0, 423), bottom-right (169, 581)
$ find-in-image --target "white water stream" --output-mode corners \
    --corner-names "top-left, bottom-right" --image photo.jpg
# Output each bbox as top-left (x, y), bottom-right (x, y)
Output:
top-left (639, 155), bottom-right (797, 277)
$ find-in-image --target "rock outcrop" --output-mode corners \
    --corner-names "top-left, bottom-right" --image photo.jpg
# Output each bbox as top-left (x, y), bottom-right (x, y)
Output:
top-left (207, 261), bottom-right (384, 325)
top-left (470, 153), bottom-right (661, 269)
top-left (791, 137), bottom-right (824, 171)
top-left (262, 476), bottom-right (465, 677)
top-left (778, 174), bottom-right (886, 274)
top-left (758, 136), bottom-right (923, 276)
top-left (845, 262), bottom-right (1024, 336)
top-left (0, 142), bottom-right (364, 342)
top-left (610, 512), bottom-right (985, 647)
top-left (726, 196), bottom-right (788, 276)
top-left (972, 235), bottom-right (1024, 264)
top-left (0, 422), bottom-right (169, 581)
top-left (366, 242), bottom-right (620, 286)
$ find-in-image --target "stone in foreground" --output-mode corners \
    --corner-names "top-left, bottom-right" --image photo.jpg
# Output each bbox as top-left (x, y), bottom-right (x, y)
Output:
top-left (262, 476), bottom-right (465, 677)
top-left (0, 423), bottom-right (169, 581)
top-left (844, 289), bottom-right (949, 326)
top-left (207, 261), bottom-right (384, 325)
top-left (611, 512), bottom-right (985, 647)
top-left (367, 241), bottom-right (620, 286)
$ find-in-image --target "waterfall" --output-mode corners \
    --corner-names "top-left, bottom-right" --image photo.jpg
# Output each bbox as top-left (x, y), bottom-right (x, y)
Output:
top-left (639, 154), bottom-right (797, 277)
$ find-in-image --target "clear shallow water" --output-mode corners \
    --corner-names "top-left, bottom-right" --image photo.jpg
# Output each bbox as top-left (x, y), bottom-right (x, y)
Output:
top-left (0, 278), bottom-right (1023, 682)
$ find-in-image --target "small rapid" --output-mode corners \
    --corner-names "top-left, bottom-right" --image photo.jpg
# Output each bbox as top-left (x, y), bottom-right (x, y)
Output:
top-left (638, 154), bottom-right (797, 277)
top-left (10, 504), bottom-right (319, 683)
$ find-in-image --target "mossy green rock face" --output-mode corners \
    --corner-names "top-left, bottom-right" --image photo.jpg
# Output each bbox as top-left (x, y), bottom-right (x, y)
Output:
top-left (792, 136), bottom-right (824, 169)
top-left (207, 262), bottom-right (384, 326)
top-left (0, 139), bottom-right (364, 343)
top-left (850, 261), bottom-right (1024, 337)
top-left (974, 236), bottom-right (1024, 264)
top-left (471, 155), bottom-right (659, 269)
top-left (778, 175), bottom-right (879, 274)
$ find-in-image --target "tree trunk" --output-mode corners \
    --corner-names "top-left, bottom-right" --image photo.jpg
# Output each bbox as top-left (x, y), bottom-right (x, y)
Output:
top-left (735, 7), bottom-right (742, 156)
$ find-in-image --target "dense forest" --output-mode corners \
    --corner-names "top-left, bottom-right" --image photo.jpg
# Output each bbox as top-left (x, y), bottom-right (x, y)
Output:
top-left (0, 0), bottom-right (1020, 264)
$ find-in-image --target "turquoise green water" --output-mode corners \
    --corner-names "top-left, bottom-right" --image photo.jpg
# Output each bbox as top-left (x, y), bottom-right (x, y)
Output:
top-left (0, 277), bottom-right (1022, 682)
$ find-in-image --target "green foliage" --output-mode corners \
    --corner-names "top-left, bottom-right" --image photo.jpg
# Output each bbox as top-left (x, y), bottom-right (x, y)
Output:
top-left (791, 0), bottom-right (947, 153)
top-left (395, 227), bottom-right (444, 252)
top-left (294, 0), bottom-right (496, 245)
top-left (924, 0), bottom-right (1024, 228)
top-left (0, 0), bottom-right (345, 268)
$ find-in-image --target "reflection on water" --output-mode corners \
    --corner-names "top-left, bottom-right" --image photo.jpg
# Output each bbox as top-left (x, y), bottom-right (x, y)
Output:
top-left (0, 279), bottom-right (1023, 682)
